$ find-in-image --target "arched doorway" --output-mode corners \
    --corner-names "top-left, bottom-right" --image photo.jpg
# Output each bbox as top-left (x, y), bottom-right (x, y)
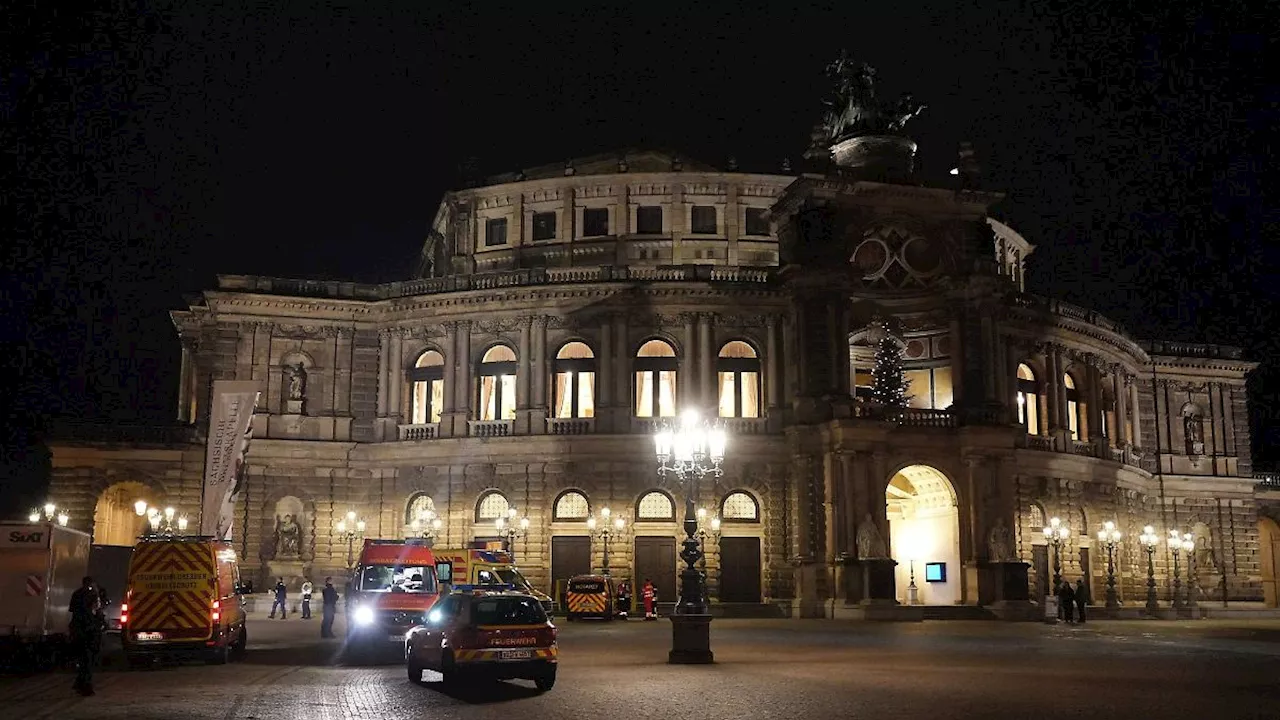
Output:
top-left (886, 465), bottom-right (961, 605)
top-left (93, 481), bottom-right (155, 546)
top-left (1260, 517), bottom-right (1280, 607)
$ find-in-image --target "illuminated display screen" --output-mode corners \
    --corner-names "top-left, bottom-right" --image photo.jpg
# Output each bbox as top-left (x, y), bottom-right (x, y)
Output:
top-left (924, 562), bottom-right (947, 583)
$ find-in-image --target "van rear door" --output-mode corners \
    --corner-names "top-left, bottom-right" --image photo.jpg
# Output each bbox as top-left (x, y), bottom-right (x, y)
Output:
top-left (126, 541), bottom-right (215, 642)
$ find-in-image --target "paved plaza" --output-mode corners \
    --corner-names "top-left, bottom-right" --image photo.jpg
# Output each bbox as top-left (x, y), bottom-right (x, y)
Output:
top-left (3, 616), bottom-right (1280, 720)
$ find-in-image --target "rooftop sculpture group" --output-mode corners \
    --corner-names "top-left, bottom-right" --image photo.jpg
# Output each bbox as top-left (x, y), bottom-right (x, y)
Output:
top-left (817, 52), bottom-right (927, 147)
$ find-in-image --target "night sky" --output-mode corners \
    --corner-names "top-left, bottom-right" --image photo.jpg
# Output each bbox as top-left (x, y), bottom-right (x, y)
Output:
top-left (3, 1), bottom-right (1276, 516)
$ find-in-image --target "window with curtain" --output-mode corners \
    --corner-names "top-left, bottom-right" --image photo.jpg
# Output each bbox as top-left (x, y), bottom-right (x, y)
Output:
top-left (477, 345), bottom-right (517, 421)
top-left (409, 350), bottom-right (445, 424)
top-left (553, 342), bottom-right (595, 419)
top-left (476, 491), bottom-right (510, 521)
top-left (1016, 363), bottom-right (1040, 434)
top-left (634, 339), bottom-right (677, 417)
top-left (717, 341), bottom-right (760, 418)
top-left (636, 491), bottom-right (675, 521)
top-left (1064, 373), bottom-right (1081, 440)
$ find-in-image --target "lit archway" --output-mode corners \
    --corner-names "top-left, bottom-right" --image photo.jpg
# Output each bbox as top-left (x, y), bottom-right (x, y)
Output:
top-left (886, 465), bottom-right (961, 605)
top-left (1260, 517), bottom-right (1280, 607)
top-left (93, 481), bottom-right (155, 546)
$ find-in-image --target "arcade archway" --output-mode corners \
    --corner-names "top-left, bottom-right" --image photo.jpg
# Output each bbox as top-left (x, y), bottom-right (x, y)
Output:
top-left (886, 465), bottom-right (961, 605)
top-left (93, 481), bottom-right (155, 546)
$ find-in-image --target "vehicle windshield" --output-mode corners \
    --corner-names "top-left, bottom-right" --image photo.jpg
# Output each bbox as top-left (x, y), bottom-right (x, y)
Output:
top-left (359, 564), bottom-right (437, 593)
top-left (472, 596), bottom-right (547, 625)
top-left (494, 568), bottom-right (533, 590)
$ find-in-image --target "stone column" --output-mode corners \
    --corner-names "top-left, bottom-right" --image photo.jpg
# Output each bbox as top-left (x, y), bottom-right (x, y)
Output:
top-left (698, 313), bottom-right (713, 409)
top-left (766, 316), bottom-right (781, 418)
top-left (376, 331), bottom-right (389, 419)
top-left (1113, 366), bottom-right (1129, 446)
top-left (1086, 358), bottom-right (1104, 442)
top-left (1128, 377), bottom-right (1141, 448)
top-left (516, 318), bottom-right (533, 434)
top-left (532, 317), bottom-right (549, 429)
top-left (949, 318), bottom-right (965, 408)
top-left (1044, 347), bottom-right (1060, 432)
top-left (442, 323), bottom-right (457, 414)
top-left (599, 318), bottom-right (614, 408)
top-left (683, 314), bottom-right (697, 408)
top-left (614, 313), bottom-right (630, 430)
top-left (455, 321), bottom-right (473, 426)
top-left (388, 331), bottom-right (403, 423)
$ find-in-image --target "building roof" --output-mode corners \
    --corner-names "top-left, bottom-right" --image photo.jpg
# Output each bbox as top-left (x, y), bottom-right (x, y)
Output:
top-left (479, 148), bottom-right (722, 184)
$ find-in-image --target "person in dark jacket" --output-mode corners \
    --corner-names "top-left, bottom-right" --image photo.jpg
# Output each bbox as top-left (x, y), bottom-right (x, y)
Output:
top-left (1057, 581), bottom-right (1076, 623)
top-left (269, 578), bottom-right (288, 619)
top-left (321, 577), bottom-right (339, 638)
top-left (1075, 579), bottom-right (1088, 624)
top-left (69, 576), bottom-right (104, 696)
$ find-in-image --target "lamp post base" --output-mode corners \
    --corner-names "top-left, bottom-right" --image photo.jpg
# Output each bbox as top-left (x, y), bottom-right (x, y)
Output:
top-left (668, 614), bottom-right (714, 664)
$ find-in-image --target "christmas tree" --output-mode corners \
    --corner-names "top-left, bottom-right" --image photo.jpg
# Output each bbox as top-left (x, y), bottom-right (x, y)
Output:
top-left (870, 333), bottom-right (910, 407)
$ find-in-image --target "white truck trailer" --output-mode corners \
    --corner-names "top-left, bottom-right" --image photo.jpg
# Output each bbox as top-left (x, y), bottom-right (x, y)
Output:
top-left (0, 522), bottom-right (91, 667)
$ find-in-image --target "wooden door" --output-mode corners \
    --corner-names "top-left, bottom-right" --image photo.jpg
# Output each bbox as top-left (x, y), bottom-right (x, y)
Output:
top-left (1033, 545), bottom-right (1049, 599)
top-left (1077, 547), bottom-right (1093, 604)
top-left (551, 536), bottom-right (591, 602)
top-left (634, 536), bottom-right (677, 606)
top-left (719, 536), bottom-right (762, 603)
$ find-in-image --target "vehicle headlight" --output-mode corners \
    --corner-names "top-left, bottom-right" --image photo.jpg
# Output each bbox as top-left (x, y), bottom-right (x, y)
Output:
top-left (354, 606), bottom-right (376, 626)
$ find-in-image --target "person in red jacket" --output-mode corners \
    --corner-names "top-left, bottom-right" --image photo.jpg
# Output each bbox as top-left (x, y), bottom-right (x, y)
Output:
top-left (642, 579), bottom-right (657, 620)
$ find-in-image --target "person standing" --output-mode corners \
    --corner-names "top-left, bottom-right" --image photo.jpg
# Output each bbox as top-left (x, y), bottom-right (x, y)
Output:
top-left (616, 581), bottom-right (631, 620)
top-left (69, 576), bottom-right (104, 696)
top-left (300, 579), bottom-right (314, 620)
top-left (269, 578), bottom-right (288, 619)
top-left (1075, 579), bottom-right (1088, 624)
top-left (642, 579), bottom-right (656, 621)
top-left (320, 577), bottom-right (339, 638)
top-left (1058, 580), bottom-right (1076, 623)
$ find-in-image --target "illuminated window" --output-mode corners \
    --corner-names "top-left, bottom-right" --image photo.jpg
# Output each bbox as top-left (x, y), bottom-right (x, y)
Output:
top-left (721, 491), bottom-right (759, 522)
top-left (904, 366), bottom-right (954, 410)
top-left (477, 345), bottom-right (517, 421)
top-left (1016, 363), bottom-right (1041, 435)
top-left (476, 491), bottom-right (510, 522)
top-left (405, 494), bottom-right (436, 525)
top-left (1064, 373), bottom-right (1080, 440)
top-left (553, 342), bottom-right (595, 419)
top-left (1028, 503), bottom-right (1045, 530)
top-left (634, 340), bottom-right (677, 418)
top-left (553, 491), bottom-right (590, 520)
top-left (852, 366), bottom-right (873, 400)
top-left (717, 341), bottom-right (760, 418)
top-left (637, 491), bottom-right (675, 521)
top-left (409, 350), bottom-right (445, 424)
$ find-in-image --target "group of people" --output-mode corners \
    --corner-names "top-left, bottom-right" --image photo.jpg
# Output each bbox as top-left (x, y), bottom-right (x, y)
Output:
top-left (1055, 578), bottom-right (1089, 624)
top-left (267, 577), bottom-right (341, 637)
top-left (609, 579), bottom-right (659, 620)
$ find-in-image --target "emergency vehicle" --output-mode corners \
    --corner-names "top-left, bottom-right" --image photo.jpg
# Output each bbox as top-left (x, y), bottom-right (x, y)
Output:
top-left (433, 546), bottom-right (554, 613)
top-left (121, 536), bottom-right (247, 665)
top-left (405, 586), bottom-right (557, 691)
top-left (0, 521), bottom-right (90, 666)
top-left (346, 538), bottom-right (440, 645)
top-left (564, 574), bottom-right (616, 621)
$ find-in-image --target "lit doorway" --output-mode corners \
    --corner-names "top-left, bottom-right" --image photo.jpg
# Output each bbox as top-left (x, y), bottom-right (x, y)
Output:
top-left (93, 481), bottom-right (154, 546)
top-left (886, 465), bottom-right (961, 605)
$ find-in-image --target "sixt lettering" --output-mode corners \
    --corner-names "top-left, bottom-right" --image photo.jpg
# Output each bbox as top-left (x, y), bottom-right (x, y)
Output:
top-left (9, 531), bottom-right (45, 543)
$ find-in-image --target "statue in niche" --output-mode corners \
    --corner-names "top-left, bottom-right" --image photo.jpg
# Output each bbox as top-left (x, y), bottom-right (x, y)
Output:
top-left (1193, 525), bottom-right (1218, 574)
top-left (856, 512), bottom-right (888, 560)
top-left (286, 363), bottom-right (307, 401)
top-left (987, 519), bottom-right (1015, 563)
top-left (1182, 404), bottom-right (1205, 456)
top-left (274, 513), bottom-right (301, 558)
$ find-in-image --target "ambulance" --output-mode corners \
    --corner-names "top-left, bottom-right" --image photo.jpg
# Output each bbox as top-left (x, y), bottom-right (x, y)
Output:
top-left (121, 536), bottom-right (247, 665)
top-left (433, 546), bottom-right (555, 613)
top-left (345, 538), bottom-right (441, 646)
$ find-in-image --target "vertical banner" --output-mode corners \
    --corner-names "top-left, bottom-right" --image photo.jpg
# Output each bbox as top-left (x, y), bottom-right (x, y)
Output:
top-left (201, 381), bottom-right (261, 539)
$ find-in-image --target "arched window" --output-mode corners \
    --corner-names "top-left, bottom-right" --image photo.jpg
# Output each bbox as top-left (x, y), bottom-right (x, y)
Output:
top-left (717, 341), bottom-right (761, 418)
top-left (1063, 372), bottom-right (1081, 440)
top-left (553, 490), bottom-right (590, 520)
top-left (475, 491), bottom-right (510, 522)
top-left (477, 345), bottom-right (517, 421)
top-left (1016, 363), bottom-right (1040, 435)
top-left (634, 339), bottom-right (677, 418)
top-left (1028, 503), bottom-right (1045, 531)
top-left (553, 342), bottom-right (596, 419)
top-left (636, 491), bottom-right (675, 521)
top-left (405, 493), bottom-right (436, 524)
top-left (721, 491), bottom-right (760, 522)
top-left (409, 350), bottom-right (445, 424)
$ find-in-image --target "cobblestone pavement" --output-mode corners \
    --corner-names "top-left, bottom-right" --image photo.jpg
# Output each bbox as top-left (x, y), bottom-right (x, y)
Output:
top-left (4, 617), bottom-right (1280, 720)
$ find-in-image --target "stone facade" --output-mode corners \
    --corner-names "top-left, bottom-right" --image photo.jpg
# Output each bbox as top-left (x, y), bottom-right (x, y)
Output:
top-left (47, 147), bottom-right (1272, 614)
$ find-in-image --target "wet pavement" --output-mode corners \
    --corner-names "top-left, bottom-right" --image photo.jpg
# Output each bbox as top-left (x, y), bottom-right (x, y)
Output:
top-left (3, 616), bottom-right (1279, 719)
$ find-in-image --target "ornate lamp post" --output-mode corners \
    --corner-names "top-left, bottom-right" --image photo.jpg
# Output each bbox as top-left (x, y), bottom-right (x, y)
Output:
top-left (1167, 529), bottom-right (1184, 609)
top-left (496, 507), bottom-right (529, 557)
top-left (693, 508), bottom-right (722, 573)
top-left (1139, 525), bottom-right (1159, 612)
top-left (335, 510), bottom-right (366, 570)
top-left (587, 507), bottom-right (627, 575)
top-left (1181, 532), bottom-right (1198, 609)
top-left (1041, 516), bottom-right (1072, 590)
top-left (408, 509), bottom-right (441, 542)
top-left (1096, 521), bottom-right (1122, 609)
top-left (29, 502), bottom-right (70, 527)
top-left (654, 409), bottom-right (725, 664)
top-left (134, 501), bottom-right (187, 536)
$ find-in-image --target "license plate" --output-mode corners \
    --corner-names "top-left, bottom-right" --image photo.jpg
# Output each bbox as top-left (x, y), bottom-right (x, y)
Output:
top-left (500, 649), bottom-right (533, 660)
top-left (389, 633), bottom-right (405, 642)
top-left (135, 632), bottom-right (163, 641)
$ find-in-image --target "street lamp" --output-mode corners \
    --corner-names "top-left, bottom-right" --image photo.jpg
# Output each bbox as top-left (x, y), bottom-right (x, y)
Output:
top-left (1167, 529), bottom-right (1185, 609)
top-left (693, 508), bottom-right (722, 574)
top-left (29, 502), bottom-right (70, 527)
top-left (335, 510), bottom-right (366, 570)
top-left (1139, 525), bottom-right (1159, 612)
top-left (1181, 531), bottom-right (1198, 609)
top-left (654, 408), bottom-right (725, 664)
top-left (408, 509), bottom-right (441, 542)
top-left (496, 507), bottom-right (529, 557)
top-left (1041, 516), bottom-right (1072, 591)
top-left (134, 502), bottom-right (187, 535)
top-left (1096, 521), bottom-right (1122, 609)
top-left (587, 507), bottom-right (627, 575)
